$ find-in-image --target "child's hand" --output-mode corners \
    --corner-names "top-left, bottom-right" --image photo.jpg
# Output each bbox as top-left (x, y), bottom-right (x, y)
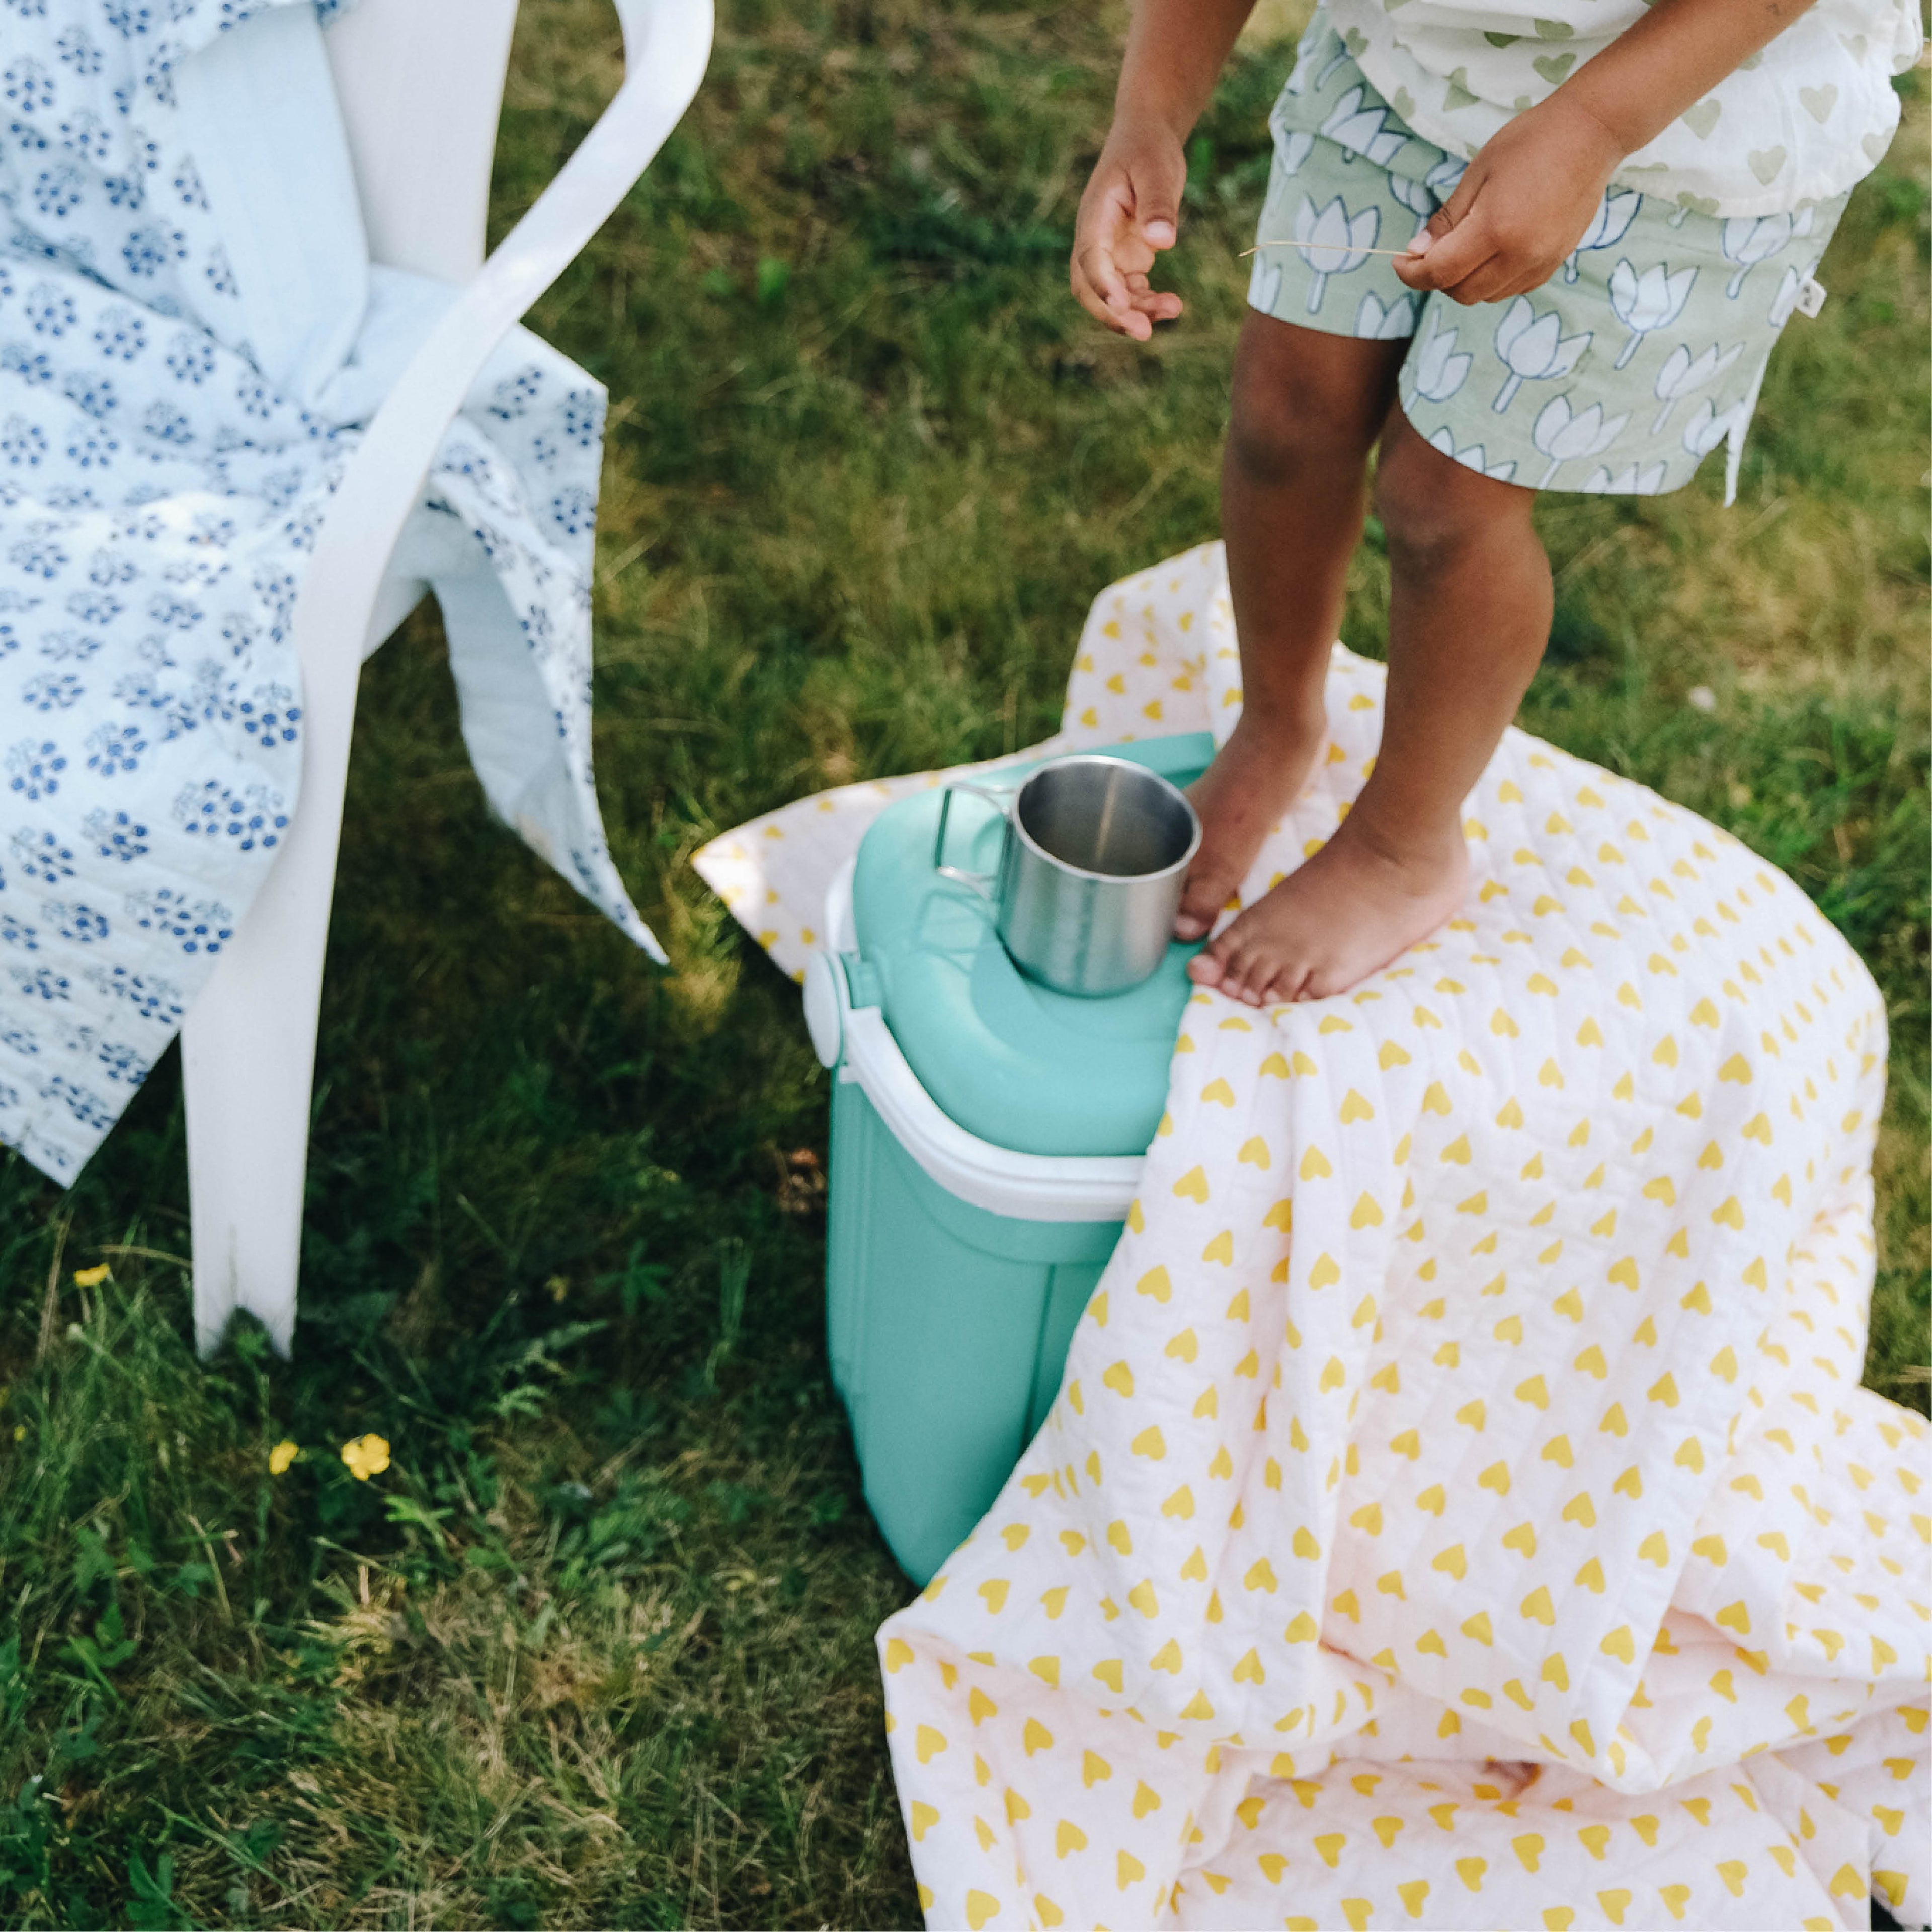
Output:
top-left (1071, 120), bottom-right (1188, 340)
top-left (1394, 96), bottom-right (1627, 306)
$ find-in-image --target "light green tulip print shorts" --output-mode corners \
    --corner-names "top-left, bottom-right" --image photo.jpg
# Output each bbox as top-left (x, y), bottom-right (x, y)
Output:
top-left (1248, 8), bottom-right (1848, 498)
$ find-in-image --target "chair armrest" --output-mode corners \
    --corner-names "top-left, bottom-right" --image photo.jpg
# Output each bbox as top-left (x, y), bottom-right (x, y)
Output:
top-left (294, 0), bottom-right (713, 690)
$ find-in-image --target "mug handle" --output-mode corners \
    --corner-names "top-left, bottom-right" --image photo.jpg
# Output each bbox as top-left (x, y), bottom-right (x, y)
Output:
top-left (933, 778), bottom-right (1015, 902)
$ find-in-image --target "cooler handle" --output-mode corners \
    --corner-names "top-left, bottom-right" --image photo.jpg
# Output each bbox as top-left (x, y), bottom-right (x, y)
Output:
top-left (933, 778), bottom-right (1015, 902)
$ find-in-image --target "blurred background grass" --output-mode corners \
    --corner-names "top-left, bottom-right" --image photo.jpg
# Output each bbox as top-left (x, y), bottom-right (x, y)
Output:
top-left (0, 0), bottom-right (1923, 1923)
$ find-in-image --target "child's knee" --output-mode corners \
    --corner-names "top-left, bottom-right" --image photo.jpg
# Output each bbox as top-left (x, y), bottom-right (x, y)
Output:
top-left (1228, 345), bottom-right (1386, 487)
top-left (1373, 419), bottom-right (1529, 568)
top-left (1227, 380), bottom-right (1321, 488)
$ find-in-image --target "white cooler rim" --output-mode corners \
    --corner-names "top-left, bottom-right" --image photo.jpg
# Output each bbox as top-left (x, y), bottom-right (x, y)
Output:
top-left (814, 857), bottom-right (1146, 1223)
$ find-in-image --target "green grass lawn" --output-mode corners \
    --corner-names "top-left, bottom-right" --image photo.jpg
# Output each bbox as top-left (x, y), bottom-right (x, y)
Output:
top-left (0, 1), bottom-right (1924, 1924)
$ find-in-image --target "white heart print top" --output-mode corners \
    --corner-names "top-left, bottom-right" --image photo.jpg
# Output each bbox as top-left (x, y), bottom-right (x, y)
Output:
top-left (1325, 0), bottom-right (1921, 218)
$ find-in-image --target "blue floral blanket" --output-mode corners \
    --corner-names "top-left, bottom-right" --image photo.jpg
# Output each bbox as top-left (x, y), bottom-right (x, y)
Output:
top-left (0, 0), bottom-right (658, 1181)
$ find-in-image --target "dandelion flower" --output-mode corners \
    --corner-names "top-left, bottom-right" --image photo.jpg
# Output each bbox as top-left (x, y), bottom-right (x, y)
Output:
top-left (73, 1264), bottom-right (111, 1288)
top-left (269, 1439), bottom-right (299, 1476)
top-left (341, 1434), bottom-right (391, 1482)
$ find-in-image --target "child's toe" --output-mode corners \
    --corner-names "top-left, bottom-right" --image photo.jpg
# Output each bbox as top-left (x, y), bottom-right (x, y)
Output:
top-left (1255, 966), bottom-right (1295, 1007)
top-left (1174, 872), bottom-right (1230, 938)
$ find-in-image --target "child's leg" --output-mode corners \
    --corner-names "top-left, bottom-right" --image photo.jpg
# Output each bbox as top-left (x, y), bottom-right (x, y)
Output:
top-left (1173, 311), bottom-right (1408, 940)
top-left (1190, 411), bottom-right (1553, 1005)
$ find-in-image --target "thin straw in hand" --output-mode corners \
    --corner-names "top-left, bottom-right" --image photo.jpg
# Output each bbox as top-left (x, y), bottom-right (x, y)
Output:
top-left (1239, 240), bottom-right (1419, 258)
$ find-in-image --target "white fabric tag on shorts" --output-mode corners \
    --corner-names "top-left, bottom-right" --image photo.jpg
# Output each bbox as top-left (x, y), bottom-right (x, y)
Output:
top-left (1795, 276), bottom-right (1828, 319)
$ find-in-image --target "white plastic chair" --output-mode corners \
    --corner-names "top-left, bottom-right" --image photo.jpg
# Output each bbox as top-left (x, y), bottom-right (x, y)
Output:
top-left (179, 0), bottom-right (712, 1357)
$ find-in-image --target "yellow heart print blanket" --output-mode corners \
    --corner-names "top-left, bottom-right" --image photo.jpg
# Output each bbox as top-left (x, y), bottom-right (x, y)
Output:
top-left (693, 543), bottom-right (1928, 1931)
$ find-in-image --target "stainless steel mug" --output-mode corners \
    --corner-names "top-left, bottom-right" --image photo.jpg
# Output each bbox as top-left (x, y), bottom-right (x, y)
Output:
top-left (933, 755), bottom-right (1202, 997)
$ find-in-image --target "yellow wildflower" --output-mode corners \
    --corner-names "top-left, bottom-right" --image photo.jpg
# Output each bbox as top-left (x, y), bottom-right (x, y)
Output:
top-left (340, 1434), bottom-right (390, 1481)
top-left (72, 1264), bottom-right (111, 1288)
top-left (269, 1440), bottom-right (299, 1476)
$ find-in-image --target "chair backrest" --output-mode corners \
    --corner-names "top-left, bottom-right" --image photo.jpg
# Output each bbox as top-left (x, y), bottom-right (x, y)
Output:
top-left (323, 0), bottom-right (522, 284)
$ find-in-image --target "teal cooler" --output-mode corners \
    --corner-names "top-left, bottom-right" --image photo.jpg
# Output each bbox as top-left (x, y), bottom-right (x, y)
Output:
top-left (801, 733), bottom-right (1211, 1583)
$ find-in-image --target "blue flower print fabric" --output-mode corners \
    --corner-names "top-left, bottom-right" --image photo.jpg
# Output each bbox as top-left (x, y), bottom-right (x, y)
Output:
top-left (0, 0), bottom-right (659, 1183)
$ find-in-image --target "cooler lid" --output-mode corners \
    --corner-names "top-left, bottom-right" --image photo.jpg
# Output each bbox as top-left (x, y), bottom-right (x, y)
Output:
top-left (850, 733), bottom-right (1211, 1159)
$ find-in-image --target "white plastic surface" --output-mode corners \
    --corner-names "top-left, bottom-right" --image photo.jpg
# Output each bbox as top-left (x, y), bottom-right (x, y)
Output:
top-left (825, 854), bottom-right (858, 952)
top-left (326, 0), bottom-right (520, 285)
top-left (181, 0), bottom-right (713, 1358)
top-left (823, 866), bottom-right (1144, 1224)
top-left (803, 952), bottom-right (844, 1069)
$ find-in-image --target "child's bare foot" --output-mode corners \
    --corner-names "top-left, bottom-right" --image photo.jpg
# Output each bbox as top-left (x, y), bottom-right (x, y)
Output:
top-left (1174, 708), bottom-right (1327, 941)
top-left (1187, 814), bottom-right (1471, 1004)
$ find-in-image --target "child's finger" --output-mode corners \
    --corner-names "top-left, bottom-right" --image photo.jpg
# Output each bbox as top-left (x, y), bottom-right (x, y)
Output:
top-left (1071, 262), bottom-right (1132, 335)
top-left (1392, 163), bottom-right (1486, 286)
top-left (1437, 235), bottom-right (1562, 307)
top-left (1073, 214), bottom-right (1133, 311)
top-left (1130, 153), bottom-right (1186, 255)
top-left (1075, 243), bottom-right (1138, 328)
top-left (1123, 271), bottom-right (1183, 320)
top-left (1110, 231), bottom-right (1158, 279)
top-left (1073, 245), bottom-right (1153, 338)
top-left (1410, 160), bottom-right (1482, 260)
top-left (1068, 254), bottom-right (1116, 329)
top-left (1394, 213), bottom-right (1494, 295)
top-left (1430, 165), bottom-right (1483, 236)
top-left (1436, 260), bottom-right (1510, 307)
top-left (1073, 174), bottom-right (1130, 273)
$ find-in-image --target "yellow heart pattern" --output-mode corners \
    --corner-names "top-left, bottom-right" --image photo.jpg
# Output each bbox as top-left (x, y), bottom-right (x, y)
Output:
top-left (700, 544), bottom-right (1926, 1927)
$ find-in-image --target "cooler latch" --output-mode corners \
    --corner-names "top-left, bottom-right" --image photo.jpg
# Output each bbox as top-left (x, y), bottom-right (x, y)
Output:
top-left (804, 950), bottom-right (884, 1070)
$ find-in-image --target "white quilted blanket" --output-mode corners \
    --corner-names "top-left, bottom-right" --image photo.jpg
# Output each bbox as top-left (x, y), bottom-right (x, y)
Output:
top-left (695, 543), bottom-right (1928, 1931)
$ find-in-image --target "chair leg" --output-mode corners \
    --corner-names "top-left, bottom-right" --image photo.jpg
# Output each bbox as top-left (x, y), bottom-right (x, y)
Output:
top-left (181, 794), bottom-right (344, 1358)
top-left (182, 602), bottom-right (365, 1358)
